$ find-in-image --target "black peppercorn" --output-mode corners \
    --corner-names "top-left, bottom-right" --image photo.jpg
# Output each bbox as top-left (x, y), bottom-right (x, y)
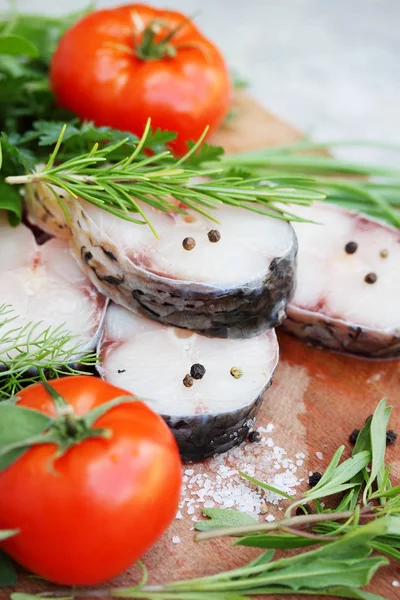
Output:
top-left (308, 472), bottom-right (322, 488)
top-left (295, 503), bottom-right (312, 516)
top-left (349, 429), bottom-right (360, 445)
top-left (345, 241), bottom-right (358, 254)
top-left (207, 229), bottom-right (221, 243)
top-left (190, 363), bottom-right (206, 380)
top-left (365, 272), bottom-right (377, 284)
top-left (182, 237), bottom-right (196, 251)
top-left (386, 430), bottom-right (397, 446)
top-left (248, 431), bottom-right (261, 443)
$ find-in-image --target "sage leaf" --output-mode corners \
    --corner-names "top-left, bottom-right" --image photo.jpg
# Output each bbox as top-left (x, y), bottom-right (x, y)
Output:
top-left (196, 508), bottom-right (257, 531)
top-left (248, 556), bottom-right (387, 591)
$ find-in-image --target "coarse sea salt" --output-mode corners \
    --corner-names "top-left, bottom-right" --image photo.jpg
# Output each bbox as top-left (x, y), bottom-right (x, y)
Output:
top-left (176, 424), bottom-right (305, 522)
top-left (316, 451), bottom-right (324, 460)
top-left (172, 536), bottom-right (181, 544)
top-left (392, 580), bottom-right (400, 587)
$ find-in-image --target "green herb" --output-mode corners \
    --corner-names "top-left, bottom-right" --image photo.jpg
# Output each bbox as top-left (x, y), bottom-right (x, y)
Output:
top-left (218, 139), bottom-right (400, 228)
top-left (3, 121), bottom-right (324, 236)
top-left (0, 305), bottom-right (96, 400)
top-left (0, 6), bottom-right (91, 135)
top-left (12, 399), bottom-right (398, 600)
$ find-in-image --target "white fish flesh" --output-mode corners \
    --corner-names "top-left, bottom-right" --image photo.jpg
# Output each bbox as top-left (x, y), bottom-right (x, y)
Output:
top-left (25, 185), bottom-right (298, 338)
top-left (282, 202), bottom-right (400, 358)
top-left (0, 213), bottom-right (107, 361)
top-left (98, 303), bottom-right (279, 460)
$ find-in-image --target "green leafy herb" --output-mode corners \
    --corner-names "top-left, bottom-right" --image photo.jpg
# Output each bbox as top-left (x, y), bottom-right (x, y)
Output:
top-left (195, 508), bottom-right (257, 532)
top-left (4, 121), bottom-right (325, 235)
top-left (219, 139), bottom-right (400, 228)
top-left (0, 6), bottom-right (92, 135)
top-left (0, 305), bottom-right (97, 400)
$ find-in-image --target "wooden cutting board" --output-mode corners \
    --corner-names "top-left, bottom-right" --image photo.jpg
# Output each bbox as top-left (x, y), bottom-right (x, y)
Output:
top-left (10, 92), bottom-right (400, 600)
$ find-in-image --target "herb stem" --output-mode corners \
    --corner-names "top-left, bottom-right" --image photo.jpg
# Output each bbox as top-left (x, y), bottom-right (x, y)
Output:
top-left (195, 509), bottom-right (363, 541)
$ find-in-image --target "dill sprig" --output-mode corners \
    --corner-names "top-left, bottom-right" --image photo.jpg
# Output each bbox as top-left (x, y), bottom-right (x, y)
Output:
top-left (0, 305), bottom-right (96, 401)
top-left (219, 139), bottom-right (400, 228)
top-left (4, 120), bottom-right (325, 236)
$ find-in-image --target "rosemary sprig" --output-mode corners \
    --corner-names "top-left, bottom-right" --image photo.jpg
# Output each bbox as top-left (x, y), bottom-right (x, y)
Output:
top-left (4, 120), bottom-right (325, 236)
top-left (0, 305), bottom-right (96, 400)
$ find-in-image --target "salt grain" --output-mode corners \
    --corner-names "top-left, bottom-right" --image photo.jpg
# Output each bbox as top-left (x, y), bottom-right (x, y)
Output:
top-left (265, 514), bottom-right (275, 522)
top-left (172, 536), bottom-right (181, 544)
top-left (177, 424), bottom-right (304, 522)
top-left (392, 580), bottom-right (400, 587)
top-left (175, 511), bottom-right (183, 520)
top-left (316, 452), bottom-right (324, 460)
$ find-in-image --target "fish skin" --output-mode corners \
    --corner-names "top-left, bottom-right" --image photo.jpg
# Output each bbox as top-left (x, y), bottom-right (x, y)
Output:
top-left (25, 181), bottom-right (71, 240)
top-left (25, 183), bottom-right (298, 338)
top-left (283, 306), bottom-right (400, 359)
top-left (282, 202), bottom-right (400, 358)
top-left (163, 383), bottom-right (271, 461)
top-left (98, 305), bottom-right (279, 461)
top-left (70, 203), bottom-right (297, 339)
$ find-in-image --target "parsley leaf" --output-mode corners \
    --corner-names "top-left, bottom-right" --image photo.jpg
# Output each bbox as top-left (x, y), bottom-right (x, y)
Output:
top-left (185, 140), bottom-right (224, 166)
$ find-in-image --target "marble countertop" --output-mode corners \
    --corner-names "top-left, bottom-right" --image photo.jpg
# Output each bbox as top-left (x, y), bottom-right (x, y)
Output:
top-left (2, 0), bottom-right (399, 162)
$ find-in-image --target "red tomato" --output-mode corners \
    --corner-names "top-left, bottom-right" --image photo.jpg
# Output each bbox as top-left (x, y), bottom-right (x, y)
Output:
top-left (50, 4), bottom-right (232, 155)
top-left (0, 376), bottom-right (182, 585)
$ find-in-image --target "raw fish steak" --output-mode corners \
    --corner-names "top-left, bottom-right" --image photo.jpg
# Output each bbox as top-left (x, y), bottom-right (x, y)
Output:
top-left (0, 213), bottom-right (107, 361)
top-left (98, 303), bottom-right (279, 460)
top-left (282, 202), bottom-right (400, 358)
top-left (25, 184), bottom-right (298, 338)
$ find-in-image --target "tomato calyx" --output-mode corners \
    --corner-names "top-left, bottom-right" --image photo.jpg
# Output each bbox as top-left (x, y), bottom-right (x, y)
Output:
top-left (134, 17), bottom-right (190, 61)
top-left (0, 381), bottom-right (137, 471)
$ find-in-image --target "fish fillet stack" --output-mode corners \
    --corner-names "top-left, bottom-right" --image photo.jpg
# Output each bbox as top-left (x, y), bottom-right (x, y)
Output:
top-left (25, 185), bottom-right (298, 459)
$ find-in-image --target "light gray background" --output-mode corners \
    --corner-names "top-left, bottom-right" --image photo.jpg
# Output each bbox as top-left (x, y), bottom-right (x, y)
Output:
top-left (2, 0), bottom-right (399, 161)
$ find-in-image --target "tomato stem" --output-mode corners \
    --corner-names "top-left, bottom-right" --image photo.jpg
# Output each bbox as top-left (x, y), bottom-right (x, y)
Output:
top-left (134, 16), bottom-right (191, 61)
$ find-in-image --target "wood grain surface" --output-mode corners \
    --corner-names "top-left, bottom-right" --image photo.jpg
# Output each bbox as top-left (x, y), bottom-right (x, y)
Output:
top-left (7, 92), bottom-right (400, 600)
